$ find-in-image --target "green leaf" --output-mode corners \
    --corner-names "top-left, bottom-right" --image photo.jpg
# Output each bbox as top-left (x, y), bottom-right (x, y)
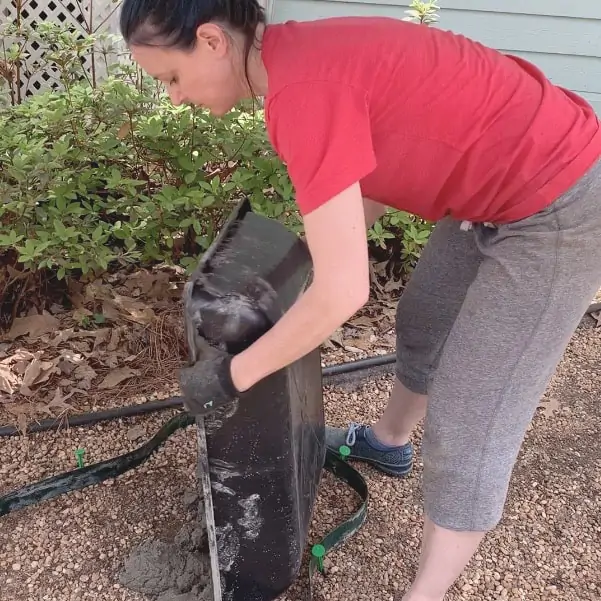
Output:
top-left (92, 225), bottom-right (104, 242)
top-left (0, 63), bottom-right (299, 280)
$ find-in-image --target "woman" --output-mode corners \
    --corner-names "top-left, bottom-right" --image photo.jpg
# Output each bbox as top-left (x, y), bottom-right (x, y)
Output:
top-left (119, 1), bottom-right (601, 599)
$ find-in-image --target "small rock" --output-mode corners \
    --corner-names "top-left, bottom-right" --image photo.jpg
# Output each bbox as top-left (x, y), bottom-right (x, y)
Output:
top-left (126, 426), bottom-right (146, 441)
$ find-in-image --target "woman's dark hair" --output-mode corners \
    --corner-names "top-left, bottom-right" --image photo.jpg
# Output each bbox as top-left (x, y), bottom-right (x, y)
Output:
top-left (120, 0), bottom-right (266, 91)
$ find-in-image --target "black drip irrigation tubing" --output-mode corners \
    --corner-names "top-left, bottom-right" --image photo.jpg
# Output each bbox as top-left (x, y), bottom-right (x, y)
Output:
top-left (0, 352), bottom-right (396, 517)
top-left (1, 300), bottom-right (600, 517)
top-left (2, 299), bottom-right (600, 440)
top-left (0, 352), bottom-right (397, 438)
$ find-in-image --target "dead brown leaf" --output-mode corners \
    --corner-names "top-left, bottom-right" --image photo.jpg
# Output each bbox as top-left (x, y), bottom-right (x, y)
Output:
top-left (323, 329), bottom-right (345, 350)
top-left (72, 307), bottom-right (93, 324)
top-left (382, 304), bottom-right (397, 324)
top-left (101, 352), bottom-right (122, 369)
top-left (112, 294), bottom-right (156, 324)
top-left (117, 120), bottom-right (132, 139)
top-left (372, 260), bottom-right (389, 278)
top-left (67, 279), bottom-right (86, 309)
top-left (20, 355), bottom-right (44, 388)
top-left (101, 300), bottom-right (122, 322)
top-left (6, 312), bottom-right (60, 340)
top-left (66, 330), bottom-right (108, 341)
top-left (93, 328), bottom-right (112, 349)
top-left (49, 303), bottom-right (66, 315)
top-left (83, 280), bottom-right (157, 325)
top-left (107, 327), bottom-right (122, 351)
top-left (6, 264), bottom-right (28, 282)
top-left (12, 359), bottom-right (30, 375)
top-left (369, 262), bottom-right (387, 299)
top-left (98, 366), bottom-right (140, 389)
top-left (348, 316), bottom-right (377, 329)
top-left (0, 349), bottom-right (35, 365)
top-left (32, 401), bottom-right (56, 417)
top-left (57, 351), bottom-right (84, 376)
top-left (125, 270), bottom-right (173, 300)
top-left (150, 271), bottom-right (174, 299)
top-left (46, 387), bottom-right (76, 412)
top-left (71, 340), bottom-right (94, 355)
top-left (0, 364), bottom-right (19, 394)
top-left (73, 362), bottom-right (97, 390)
top-left (384, 278), bottom-right (404, 293)
top-left (345, 338), bottom-right (373, 351)
top-left (84, 280), bottom-right (109, 302)
top-left (4, 403), bottom-right (32, 435)
top-left (51, 328), bottom-right (74, 347)
top-left (32, 358), bottom-right (59, 386)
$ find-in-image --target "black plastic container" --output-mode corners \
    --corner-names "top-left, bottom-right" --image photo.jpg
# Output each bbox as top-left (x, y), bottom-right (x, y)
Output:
top-left (188, 199), bottom-right (326, 600)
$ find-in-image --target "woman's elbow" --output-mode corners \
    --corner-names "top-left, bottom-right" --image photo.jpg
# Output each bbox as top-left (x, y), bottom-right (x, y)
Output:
top-left (319, 275), bottom-right (370, 321)
top-left (349, 277), bottom-right (371, 312)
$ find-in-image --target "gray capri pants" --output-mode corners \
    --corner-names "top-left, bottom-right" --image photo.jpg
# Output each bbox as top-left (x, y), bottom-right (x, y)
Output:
top-left (395, 157), bottom-right (601, 532)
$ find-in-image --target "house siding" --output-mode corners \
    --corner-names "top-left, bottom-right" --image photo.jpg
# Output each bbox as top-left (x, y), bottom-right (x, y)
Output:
top-left (269, 0), bottom-right (601, 114)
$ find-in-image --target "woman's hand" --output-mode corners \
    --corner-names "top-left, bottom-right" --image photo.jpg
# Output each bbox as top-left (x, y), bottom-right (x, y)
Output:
top-left (179, 344), bottom-right (238, 416)
top-left (230, 181), bottom-right (370, 392)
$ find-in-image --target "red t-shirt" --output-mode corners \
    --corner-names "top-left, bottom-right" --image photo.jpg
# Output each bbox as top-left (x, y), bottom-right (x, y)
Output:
top-left (261, 17), bottom-right (601, 223)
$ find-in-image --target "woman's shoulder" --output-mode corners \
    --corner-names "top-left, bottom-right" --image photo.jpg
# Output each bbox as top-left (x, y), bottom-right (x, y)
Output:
top-left (262, 16), bottom-right (432, 94)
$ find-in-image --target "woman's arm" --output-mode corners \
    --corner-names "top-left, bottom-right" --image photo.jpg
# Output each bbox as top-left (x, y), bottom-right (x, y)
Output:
top-left (230, 181), bottom-right (370, 392)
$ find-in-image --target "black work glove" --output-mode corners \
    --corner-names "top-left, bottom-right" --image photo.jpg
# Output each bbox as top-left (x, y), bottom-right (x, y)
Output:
top-left (179, 345), bottom-right (239, 416)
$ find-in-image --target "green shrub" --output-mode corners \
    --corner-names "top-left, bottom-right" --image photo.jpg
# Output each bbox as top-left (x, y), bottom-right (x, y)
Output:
top-left (404, 0), bottom-right (440, 25)
top-left (0, 73), bottom-right (297, 279)
top-left (0, 19), bottom-right (297, 279)
top-left (369, 211), bottom-right (433, 267)
top-left (0, 9), bottom-right (438, 284)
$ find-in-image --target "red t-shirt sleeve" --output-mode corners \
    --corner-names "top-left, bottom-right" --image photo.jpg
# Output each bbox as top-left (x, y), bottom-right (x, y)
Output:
top-left (265, 80), bottom-right (377, 215)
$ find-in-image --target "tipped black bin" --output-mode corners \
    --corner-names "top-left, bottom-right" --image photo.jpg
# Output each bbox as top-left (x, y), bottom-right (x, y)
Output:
top-left (188, 199), bottom-right (326, 600)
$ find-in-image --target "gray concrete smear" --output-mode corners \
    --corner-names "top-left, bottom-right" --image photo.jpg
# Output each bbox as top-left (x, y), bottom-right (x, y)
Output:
top-left (118, 490), bottom-right (213, 601)
top-left (117, 366), bottom-right (392, 601)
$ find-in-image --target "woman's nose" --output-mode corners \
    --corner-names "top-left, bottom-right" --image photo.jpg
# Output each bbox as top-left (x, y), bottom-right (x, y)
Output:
top-left (169, 87), bottom-right (184, 106)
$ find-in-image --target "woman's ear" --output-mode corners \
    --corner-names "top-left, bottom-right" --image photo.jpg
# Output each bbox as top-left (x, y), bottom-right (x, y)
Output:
top-left (195, 22), bottom-right (230, 56)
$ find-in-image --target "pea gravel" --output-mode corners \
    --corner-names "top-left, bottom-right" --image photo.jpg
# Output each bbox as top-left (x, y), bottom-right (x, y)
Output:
top-left (1, 317), bottom-right (600, 601)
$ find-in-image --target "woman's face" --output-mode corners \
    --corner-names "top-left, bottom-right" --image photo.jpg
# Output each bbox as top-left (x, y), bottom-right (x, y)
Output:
top-left (130, 23), bottom-right (245, 116)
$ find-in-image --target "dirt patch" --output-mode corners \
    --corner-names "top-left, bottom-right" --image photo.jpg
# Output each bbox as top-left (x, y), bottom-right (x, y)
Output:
top-left (118, 490), bottom-right (213, 601)
top-left (1, 314), bottom-right (600, 601)
top-left (0, 411), bottom-right (199, 601)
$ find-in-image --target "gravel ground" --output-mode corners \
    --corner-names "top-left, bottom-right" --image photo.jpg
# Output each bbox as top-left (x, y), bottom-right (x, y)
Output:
top-left (1, 316), bottom-right (600, 601)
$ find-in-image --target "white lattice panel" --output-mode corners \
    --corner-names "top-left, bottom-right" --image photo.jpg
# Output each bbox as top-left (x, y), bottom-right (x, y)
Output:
top-left (1, 0), bottom-right (124, 100)
top-left (1, 0), bottom-right (276, 102)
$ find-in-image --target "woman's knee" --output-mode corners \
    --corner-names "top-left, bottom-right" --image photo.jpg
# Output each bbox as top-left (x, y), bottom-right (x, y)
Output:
top-left (421, 437), bottom-right (517, 532)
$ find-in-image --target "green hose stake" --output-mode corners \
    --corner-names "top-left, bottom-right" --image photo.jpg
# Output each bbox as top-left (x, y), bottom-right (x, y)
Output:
top-left (311, 544), bottom-right (326, 573)
top-left (74, 448), bottom-right (85, 468)
top-left (338, 445), bottom-right (351, 461)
